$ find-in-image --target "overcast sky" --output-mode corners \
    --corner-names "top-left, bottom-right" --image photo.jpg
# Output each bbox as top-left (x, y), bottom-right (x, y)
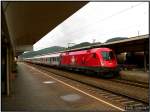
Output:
top-left (33, 2), bottom-right (148, 51)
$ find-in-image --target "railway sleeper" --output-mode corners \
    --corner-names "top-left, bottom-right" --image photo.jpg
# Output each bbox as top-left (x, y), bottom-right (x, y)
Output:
top-left (122, 100), bottom-right (137, 104)
top-left (105, 94), bottom-right (118, 97)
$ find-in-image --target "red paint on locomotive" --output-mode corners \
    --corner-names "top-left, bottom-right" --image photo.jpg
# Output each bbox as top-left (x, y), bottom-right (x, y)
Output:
top-left (61, 48), bottom-right (117, 69)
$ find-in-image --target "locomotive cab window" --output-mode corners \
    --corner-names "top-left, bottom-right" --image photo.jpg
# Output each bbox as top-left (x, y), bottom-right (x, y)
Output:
top-left (101, 51), bottom-right (115, 60)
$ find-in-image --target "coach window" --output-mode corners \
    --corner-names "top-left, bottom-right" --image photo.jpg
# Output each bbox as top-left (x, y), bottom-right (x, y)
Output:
top-left (55, 57), bottom-right (57, 61)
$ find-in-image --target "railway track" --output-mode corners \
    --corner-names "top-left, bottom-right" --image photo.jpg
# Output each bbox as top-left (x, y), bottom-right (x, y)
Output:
top-left (27, 63), bottom-right (149, 111)
top-left (110, 79), bottom-right (148, 89)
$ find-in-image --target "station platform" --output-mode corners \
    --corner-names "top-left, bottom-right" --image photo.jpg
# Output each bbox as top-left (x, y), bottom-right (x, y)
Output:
top-left (119, 70), bottom-right (149, 84)
top-left (2, 62), bottom-right (119, 111)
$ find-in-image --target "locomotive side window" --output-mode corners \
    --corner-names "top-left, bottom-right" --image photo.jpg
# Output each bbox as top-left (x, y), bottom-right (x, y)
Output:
top-left (101, 51), bottom-right (114, 60)
top-left (93, 53), bottom-right (97, 58)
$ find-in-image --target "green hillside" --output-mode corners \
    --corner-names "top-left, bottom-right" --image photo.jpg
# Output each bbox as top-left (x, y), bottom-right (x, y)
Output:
top-left (20, 46), bottom-right (65, 58)
top-left (105, 37), bottom-right (128, 43)
top-left (20, 42), bottom-right (102, 58)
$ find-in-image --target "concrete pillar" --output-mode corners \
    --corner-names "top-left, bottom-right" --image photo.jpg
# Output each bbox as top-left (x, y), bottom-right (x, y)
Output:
top-left (1, 46), bottom-right (7, 94)
top-left (10, 48), bottom-right (14, 94)
top-left (6, 47), bottom-right (10, 96)
top-left (144, 51), bottom-right (147, 72)
top-left (6, 47), bottom-right (14, 96)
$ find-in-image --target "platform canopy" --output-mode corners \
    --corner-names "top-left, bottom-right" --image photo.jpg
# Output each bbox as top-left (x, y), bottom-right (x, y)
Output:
top-left (98, 34), bottom-right (149, 53)
top-left (64, 34), bottom-right (149, 54)
top-left (2, 1), bottom-right (87, 56)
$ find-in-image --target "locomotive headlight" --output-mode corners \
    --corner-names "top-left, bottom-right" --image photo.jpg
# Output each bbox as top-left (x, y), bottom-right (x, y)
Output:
top-left (101, 61), bottom-right (104, 66)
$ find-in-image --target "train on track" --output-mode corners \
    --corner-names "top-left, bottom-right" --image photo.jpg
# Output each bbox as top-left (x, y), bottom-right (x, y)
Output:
top-left (25, 47), bottom-right (120, 77)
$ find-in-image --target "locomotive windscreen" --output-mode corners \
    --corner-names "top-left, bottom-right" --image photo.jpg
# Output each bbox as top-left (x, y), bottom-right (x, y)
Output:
top-left (101, 51), bottom-right (115, 60)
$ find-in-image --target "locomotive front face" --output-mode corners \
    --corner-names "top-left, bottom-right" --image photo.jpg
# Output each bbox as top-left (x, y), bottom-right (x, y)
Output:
top-left (99, 49), bottom-right (118, 68)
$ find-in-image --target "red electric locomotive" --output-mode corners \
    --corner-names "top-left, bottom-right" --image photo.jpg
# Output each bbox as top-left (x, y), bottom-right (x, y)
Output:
top-left (60, 48), bottom-right (119, 76)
